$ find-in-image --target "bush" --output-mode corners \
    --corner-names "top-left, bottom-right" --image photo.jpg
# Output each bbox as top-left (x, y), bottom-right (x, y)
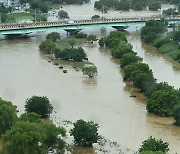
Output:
top-left (120, 53), bottom-right (139, 68)
top-left (25, 96), bottom-right (53, 118)
top-left (82, 64), bottom-right (98, 78)
top-left (46, 32), bottom-right (60, 42)
top-left (39, 39), bottom-right (56, 54)
top-left (147, 90), bottom-right (179, 116)
top-left (75, 32), bottom-right (88, 38)
top-left (173, 105), bottom-right (180, 126)
top-left (70, 119), bottom-right (99, 147)
top-left (54, 47), bottom-right (87, 61)
top-left (138, 136), bottom-right (169, 153)
top-left (111, 41), bottom-right (133, 58)
top-left (0, 98), bottom-right (17, 136)
top-left (58, 10), bottom-right (69, 18)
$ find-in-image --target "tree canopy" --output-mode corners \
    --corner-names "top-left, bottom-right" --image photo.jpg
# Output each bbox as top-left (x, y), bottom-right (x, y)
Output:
top-left (54, 47), bottom-right (87, 61)
top-left (70, 119), bottom-right (99, 147)
top-left (138, 136), bottom-right (169, 153)
top-left (39, 39), bottom-right (56, 54)
top-left (141, 20), bottom-right (167, 43)
top-left (1, 121), bottom-right (66, 154)
top-left (25, 96), bottom-right (53, 118)
top-left (58, 10), bottom-right (69, 19)
top-left (46, 32), bottom-right (61, 42)
top-left (82, 64), bottom-right (98, 78)
top-left (0, 98), bottom-right (17, 136)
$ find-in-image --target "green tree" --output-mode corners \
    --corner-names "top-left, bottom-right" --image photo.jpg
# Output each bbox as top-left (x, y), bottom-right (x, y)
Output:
top-left (19, 112), bottom-right (41, 123)
top-left (173, 105), bottom-right (180, 126)
top-left (120, 53), bottom-right (139, 68)
top-left (117, 0), bottom-right (130, 11)
top-left (54, 47), bottom-right (87, 61)
top-left (138, 136), bottom-right (169, 153)
top-left (133, 72), bottom-right (155, 92)
top-left (1, 121), bottom-right (67, 154)
top-left (140, 151), bottom-right (165, 154)
top-left (25, 96), bottom-right (53, 118)
top-left (43, 124), bottom-right (66, 153)
top-left (68, 39), bottom-right (76, 48)
top-left (82, 64), bottom-right (98, 78)
top-left (70, 119), bottom-right (99, 147)
top-left (1, 121), bottom-right (47, 154)
top-left (46, 32), bottom-right (61, 42)
top-left (124, 62), bottom-right (152, 80)
top-left (145, 82), bottom-right (174, 98)
top-left (141, 20), bottom-right (167, 43)
top-left (58, 10), bottom-right (69, 18)
top-left (111, 41), bottom-right (133, 58)
top-left (39, 39), bottom-right (56, 54)
top-left (147, 90), bottom-right (179, 116)
top-left (103, 31), bottom-right (127, 48)
top-left (87, 35), bottom-right (97, 43)
top-left (148, 1), bottom-right (161, 11)
top-left (0, 98), bottom-right (17, 136)
top-left (98, 37), bottom-right (105, 47)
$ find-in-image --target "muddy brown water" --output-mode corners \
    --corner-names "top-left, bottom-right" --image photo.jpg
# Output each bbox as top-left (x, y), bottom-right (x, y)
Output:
top-left (0, 32), bottom-right (180, 153)
top-left (0, 1), bottom-right (180, 153)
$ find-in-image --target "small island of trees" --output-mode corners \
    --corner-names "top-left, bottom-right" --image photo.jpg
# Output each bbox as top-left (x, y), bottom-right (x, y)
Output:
top-left (39, 32), bottom-right (98, 78)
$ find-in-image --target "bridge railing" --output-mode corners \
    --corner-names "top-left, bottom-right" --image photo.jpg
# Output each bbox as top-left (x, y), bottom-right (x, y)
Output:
top-left (0, 16), bottom-right (180, 31)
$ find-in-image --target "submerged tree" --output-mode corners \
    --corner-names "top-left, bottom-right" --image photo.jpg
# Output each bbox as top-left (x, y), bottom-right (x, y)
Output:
top-left (70, 119), bottom-right (99, 147)
top-left (46, 32), bottom-right (61, 42)
top-left (25, 96), bottom-right (53, 118)
top-left (82, 64), bottom-right (98, 78)
top-left (138, 136), bottom-right (169, 153)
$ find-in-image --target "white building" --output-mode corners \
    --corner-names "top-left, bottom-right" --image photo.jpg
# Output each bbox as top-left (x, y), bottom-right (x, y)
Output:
top-left (0, 0), bottom-right (19, 7)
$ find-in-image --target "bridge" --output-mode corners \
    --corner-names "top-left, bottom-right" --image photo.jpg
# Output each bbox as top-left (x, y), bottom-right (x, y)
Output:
top-left (0, 16), bottom-right (180, 35)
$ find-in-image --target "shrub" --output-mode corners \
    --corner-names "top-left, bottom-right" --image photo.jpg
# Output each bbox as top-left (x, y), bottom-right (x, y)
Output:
top-left (25, 96), bottom-right (53, 118)
top-left (138, 136), bottom-right (169, 153)
top-left (70, 119), bottom-right (99, 147)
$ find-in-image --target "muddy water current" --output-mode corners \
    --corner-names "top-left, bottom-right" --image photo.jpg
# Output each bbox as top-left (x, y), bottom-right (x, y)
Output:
top-left (0, 1), bottom-right (180, 153)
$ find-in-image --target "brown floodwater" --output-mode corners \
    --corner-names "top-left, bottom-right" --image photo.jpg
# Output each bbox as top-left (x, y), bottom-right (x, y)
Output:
top-left (0, 1), bottom-right (180, 154)
top-left (0, 32), bottom-right (180, 153)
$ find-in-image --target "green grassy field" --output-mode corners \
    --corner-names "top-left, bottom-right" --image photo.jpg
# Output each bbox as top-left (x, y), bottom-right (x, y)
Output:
top-left (7, 12), bottom-right (33, 21)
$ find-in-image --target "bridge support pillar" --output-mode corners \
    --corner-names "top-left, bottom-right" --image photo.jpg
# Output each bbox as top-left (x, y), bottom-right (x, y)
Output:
top-left (112, 26), bottom-right (128, 31)
top-left (64, 29), bottom-right (82, 36)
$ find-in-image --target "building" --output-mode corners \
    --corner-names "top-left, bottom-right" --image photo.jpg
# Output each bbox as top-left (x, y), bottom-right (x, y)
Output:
top-left (0, 0), bottom-right (19, 7)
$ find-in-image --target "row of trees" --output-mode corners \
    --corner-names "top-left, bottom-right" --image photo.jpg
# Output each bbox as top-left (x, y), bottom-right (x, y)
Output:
top-left (20, 0), bottom-right (90, 13)
top-left (99, 31), bottom-right (180, 125)
top-left (0, 96), bottom-right (101, 153)
top-left (94, 0), bottom-right (162, 12)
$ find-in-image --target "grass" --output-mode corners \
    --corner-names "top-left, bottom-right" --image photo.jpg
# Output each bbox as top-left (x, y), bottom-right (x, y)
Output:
top-left (7, 12), bottom-right (33, 21)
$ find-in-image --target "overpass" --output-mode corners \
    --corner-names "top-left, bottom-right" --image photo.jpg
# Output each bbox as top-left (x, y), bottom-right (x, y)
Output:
top-left (0, 16), bottom-right (180, 35)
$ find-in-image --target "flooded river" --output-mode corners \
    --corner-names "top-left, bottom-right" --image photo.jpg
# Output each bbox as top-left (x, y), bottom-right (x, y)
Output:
top-left (0, 1), bottom-right (180, 154)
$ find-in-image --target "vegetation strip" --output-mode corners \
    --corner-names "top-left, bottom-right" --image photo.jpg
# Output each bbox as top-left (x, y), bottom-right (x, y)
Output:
top-left (99, 30), bottom-right (180, 125)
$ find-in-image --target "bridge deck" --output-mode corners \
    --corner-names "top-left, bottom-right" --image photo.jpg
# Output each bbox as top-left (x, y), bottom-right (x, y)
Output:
top-left (0, 16), bottom-right (180, 35)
